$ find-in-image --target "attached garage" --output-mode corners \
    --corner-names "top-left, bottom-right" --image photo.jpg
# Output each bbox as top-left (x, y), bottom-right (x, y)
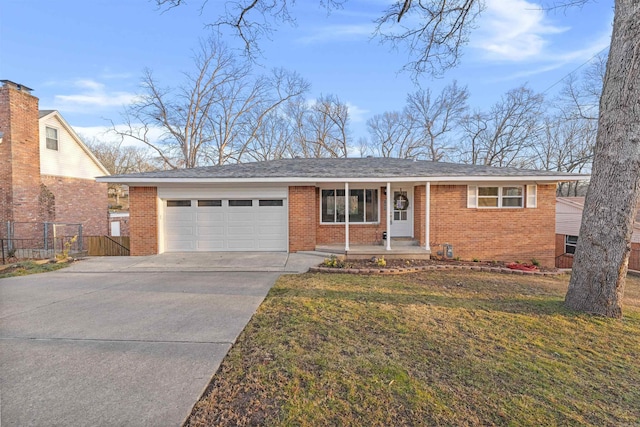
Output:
top-left (159, 187), bottom-right (288, 252)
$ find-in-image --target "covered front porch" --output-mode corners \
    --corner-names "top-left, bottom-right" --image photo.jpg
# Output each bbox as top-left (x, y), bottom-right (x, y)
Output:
top-left (316, 181), bottom-right (431, 258)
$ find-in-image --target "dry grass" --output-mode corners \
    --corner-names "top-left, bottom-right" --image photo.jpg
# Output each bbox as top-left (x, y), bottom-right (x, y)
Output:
top-left (0, 260), bottom-right (69, 279)
top-left (186, 271), bottom-right (640, 426)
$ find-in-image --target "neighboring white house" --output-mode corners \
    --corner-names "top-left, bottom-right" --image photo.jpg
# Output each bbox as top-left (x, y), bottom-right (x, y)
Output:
top-left (38, 110), bottom-right (108, 181)
top-left (36, 110), bottom-right (110, 236)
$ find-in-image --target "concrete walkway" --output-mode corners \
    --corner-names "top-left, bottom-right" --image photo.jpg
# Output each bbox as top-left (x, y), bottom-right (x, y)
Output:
top-left (0, 252), bottom-right (324, 426)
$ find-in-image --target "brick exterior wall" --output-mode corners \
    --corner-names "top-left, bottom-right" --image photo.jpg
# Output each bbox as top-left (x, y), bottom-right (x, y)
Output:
top-left (0, 83), bottom-right (42, 237)
top-left (288, 186), bottom-right (317, 251)
top-left (414, 185), bottom-right (426, 247)
top-left (109, 215), bottom-right (130, 237)
top-left (129, 187), bottom-right (158, 255)
top-left (430, 184), bottom-right (556, 267)
top-left (41, 175), bottom-right (108, 236)
top-left (555, 234), bottom-right (566, 258)
top-left (0, 86), bottom-right (12, 236)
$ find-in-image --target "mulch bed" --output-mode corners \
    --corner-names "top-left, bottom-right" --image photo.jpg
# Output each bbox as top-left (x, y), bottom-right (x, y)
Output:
top-left (311, 257), bottom-right (562, 276)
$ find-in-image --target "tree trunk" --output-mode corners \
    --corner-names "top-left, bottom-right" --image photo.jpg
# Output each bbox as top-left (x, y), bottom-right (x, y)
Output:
top-left (565, 0), bottom-right (640, 318)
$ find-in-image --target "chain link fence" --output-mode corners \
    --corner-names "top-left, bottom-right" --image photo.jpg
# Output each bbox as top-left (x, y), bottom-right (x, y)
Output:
top-left (1, 222), bottom-right (83, 264)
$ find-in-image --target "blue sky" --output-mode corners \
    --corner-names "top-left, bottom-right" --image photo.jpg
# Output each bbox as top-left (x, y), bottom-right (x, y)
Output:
top-left (0, 0), bottom-right (613, 145)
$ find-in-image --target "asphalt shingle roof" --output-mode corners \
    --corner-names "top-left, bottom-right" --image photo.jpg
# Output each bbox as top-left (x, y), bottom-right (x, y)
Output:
top-left (105, 157), bottom-right (579, 181)
top-left (38, 110), bottom-right (56, 118)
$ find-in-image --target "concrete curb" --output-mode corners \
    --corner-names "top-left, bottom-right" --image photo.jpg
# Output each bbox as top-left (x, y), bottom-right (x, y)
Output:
top-left (309, 264), bottom-right (565, 276)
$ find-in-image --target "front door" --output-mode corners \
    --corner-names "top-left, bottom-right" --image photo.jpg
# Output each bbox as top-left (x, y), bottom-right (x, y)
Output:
top-left (390, 188), bottom-right (413, 237)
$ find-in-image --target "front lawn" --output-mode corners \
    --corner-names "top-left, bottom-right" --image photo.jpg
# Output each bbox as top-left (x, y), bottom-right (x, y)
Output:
top-left (0, 260), bottom-right (70, 279)
top-left (186, 271), bottom-right (640, 426)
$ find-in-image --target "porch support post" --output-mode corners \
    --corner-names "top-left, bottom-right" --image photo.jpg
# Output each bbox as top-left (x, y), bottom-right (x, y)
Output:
top-left (345, 182), bottom-right (350, 252)
top-left (386, 182), bottom-right (391, 251)
top-left (425, 182), bottom-right (431, 251)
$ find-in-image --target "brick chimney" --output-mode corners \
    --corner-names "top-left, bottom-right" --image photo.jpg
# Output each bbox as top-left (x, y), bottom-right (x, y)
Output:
top-left (0, 80), bottom-right (43, 236)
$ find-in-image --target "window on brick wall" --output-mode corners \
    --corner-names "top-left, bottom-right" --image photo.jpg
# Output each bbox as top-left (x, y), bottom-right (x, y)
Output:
top-left (565, 235), bottom-right (578, 254)
top-left (321, 188), bottom-right (379, 223)
top-left (45, 127), bottom-right (58, 151)
top-left (467, 185), bottom-right (526, 208)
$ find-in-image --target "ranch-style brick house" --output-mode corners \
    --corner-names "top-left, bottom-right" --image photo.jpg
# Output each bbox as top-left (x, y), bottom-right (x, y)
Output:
top-left (100, 158), bottom-right (582, 267)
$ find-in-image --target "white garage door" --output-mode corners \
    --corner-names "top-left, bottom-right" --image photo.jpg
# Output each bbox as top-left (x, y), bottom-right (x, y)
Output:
top-left (164, 198), bottom-right (287, 251)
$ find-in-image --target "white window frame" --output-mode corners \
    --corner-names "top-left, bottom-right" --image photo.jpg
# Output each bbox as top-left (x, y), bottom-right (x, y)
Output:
top-left (320, 187), bottom-right (380, 224)
top-left (565, 235), bottom-right (578, 254)
top-left (467, 185), bottom-right (525, 209)
top-left (45, 126), bottom-right (59, 151)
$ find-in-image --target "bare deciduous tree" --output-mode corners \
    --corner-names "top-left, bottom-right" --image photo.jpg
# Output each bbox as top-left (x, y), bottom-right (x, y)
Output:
top-left (558, 53), bottom-right (607, 122)
top-left (366, 111), bottom-right (417, 158)
top-left (155, 0), bottom-right (482, 78)
top-left (84, 138), bottom-right (156, 175)
top-left (84, 137), bottom-right (157, 204)
top-left (112, 37), bottom-right (309, 168)
top-left (294, 94), bottom-right (351, 158)
top-left (374, 0), bottom-right (484, 77)
top-left (533, 116), bottom-right (595, 196)
top-left (405, 81), bottom-right (469, 161)
top-left (458, 85), bottom-right (544, 168)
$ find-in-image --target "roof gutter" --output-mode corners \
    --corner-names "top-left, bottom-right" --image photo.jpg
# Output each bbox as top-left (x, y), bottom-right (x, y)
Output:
top-left (97, 174), bottom-right (589, 185)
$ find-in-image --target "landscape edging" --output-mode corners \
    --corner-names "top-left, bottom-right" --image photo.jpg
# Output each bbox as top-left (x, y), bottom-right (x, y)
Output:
top-left (309, 264), bottom-right (564, 276)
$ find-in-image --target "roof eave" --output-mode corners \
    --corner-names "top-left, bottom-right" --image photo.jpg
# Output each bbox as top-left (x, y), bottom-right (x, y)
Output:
top-left (97, 174), bottom-right (589, 185)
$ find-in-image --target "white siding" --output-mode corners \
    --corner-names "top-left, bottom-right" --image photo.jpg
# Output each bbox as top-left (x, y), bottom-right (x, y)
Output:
top-left (556, 199), bottom-right (640, 243)
top-left (555, 200), bottom-right (583, 236)
top-left (39, 115), bottom-right (106, 179)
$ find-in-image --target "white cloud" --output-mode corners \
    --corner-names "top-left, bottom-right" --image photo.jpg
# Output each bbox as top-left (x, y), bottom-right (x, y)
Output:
top-left (472, 0), bottom-right (569, 61)
top-left (53, 78), bottom-right (139, 111)
top-left (346, 102), bottom-right (369, 123)
top-left (296, 23), bottom-right (373, 44)
top-left (489, 31), bottom-right (611, 81)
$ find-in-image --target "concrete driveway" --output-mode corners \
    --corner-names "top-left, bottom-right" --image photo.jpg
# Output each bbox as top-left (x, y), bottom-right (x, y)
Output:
top-left (0, 252), bottom-right (323, 426)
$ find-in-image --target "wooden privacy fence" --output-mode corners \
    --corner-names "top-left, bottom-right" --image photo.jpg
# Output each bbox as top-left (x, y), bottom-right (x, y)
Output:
top-left (86, 236), bottom-right (130, 256)
top-left (556, 247), bottom-right (640, 271)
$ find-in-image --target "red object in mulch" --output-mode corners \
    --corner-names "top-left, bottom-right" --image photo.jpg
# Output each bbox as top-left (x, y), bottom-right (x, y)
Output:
top-left (506, 263), bottom-right (539, 272)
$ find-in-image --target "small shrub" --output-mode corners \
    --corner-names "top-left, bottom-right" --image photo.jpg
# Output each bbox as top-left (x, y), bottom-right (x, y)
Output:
top-left (375, 257), bottom-right (387, 267)
top-left (531, 258), bottom-right (540, 267)
top-left (322, 255), bottom-right (346, 268)
top-left (56, 235), bottom-right (78, 261)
